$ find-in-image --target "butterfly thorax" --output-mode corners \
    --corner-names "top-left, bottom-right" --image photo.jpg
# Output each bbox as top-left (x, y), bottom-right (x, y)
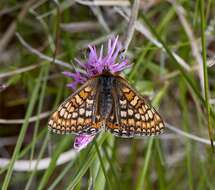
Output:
top-left (97, 74), bottom-right (115, 119)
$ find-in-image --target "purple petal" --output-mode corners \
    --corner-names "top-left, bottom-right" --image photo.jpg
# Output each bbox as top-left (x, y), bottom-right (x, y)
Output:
top-left (99, 45), bottom-right (103, 61)
top-left (64, 70), bottom-right (88, 89)
top-left (74, 134), bottom-right (95, 151)
top-left (67, 83), bottom-right (77, 90)
top-left (62, 71), bottom-right (74, 78)
top-left (112, 41), bottom-right (122, 61)
top-left (106, 36), bottom-right (119, 64)
top-left (109, 36), bottom-right (119, 57)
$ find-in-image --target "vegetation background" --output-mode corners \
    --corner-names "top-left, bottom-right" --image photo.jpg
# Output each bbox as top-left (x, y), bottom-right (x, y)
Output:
top-left (0, 0), bottom-right (215, 189)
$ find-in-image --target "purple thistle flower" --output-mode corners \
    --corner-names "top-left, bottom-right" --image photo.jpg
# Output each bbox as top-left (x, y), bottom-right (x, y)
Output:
top-left (63, 36), bottom-right (130, 151)
top-left (63, 36), bottom-right (130, 88)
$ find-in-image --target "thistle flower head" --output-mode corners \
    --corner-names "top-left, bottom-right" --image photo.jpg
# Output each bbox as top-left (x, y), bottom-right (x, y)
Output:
top-left (63, 36), bottom-right (130, 90)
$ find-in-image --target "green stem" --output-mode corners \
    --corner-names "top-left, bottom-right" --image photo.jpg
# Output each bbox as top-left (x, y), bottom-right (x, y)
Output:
top-left (200, 0), bottom-right (214, 151)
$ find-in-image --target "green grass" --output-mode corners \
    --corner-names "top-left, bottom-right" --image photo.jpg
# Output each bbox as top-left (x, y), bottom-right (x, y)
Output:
top-left (200, 0), bottom-right (214, 150)
top-left (2, 67), bottom-right (45, 189)
top-left (0, 0), bottom-right (215, 189)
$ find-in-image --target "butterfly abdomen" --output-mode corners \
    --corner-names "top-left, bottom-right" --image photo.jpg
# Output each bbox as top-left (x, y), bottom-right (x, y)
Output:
top-left (98, 75), bottom-right (115, 119)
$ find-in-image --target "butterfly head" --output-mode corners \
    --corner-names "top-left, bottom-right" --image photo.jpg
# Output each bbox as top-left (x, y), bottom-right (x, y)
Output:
top-left (102, 65), bottom-right (111, 74)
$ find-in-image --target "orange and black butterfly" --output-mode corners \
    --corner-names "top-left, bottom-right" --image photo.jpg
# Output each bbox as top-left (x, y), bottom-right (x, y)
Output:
top-left (48, 71), bottom-right (164, 137)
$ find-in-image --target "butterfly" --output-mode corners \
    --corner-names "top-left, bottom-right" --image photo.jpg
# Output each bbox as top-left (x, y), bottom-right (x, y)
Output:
top-left (48, 72), bottom-right (164, 137)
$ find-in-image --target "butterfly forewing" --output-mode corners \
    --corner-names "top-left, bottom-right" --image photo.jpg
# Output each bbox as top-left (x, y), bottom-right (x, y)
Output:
top-left (48, 78), bottom-right (103, 135)
top-left (106, 76), bottom-right (164, 137)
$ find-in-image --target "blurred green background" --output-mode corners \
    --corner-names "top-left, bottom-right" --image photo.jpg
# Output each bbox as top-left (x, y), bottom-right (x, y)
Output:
top-left (0, 0), bottom-right (215, 189)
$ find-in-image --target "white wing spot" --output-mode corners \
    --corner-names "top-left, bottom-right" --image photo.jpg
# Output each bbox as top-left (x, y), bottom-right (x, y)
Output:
top-left (145, 114), bottom-right (149, 121)
top-left (130, 96), bottom-right (139, 106)
top-left (49, 120), bottom-right (53, 126)
top-left (159, 122), bottom-right (164, 128)
top-left (86, 99), bottom-right (93, 104)
top-left (135, 113), bottom-right (140, 120)
top-left (79, 108), bottom-right (85, 115)
top-left (67, 113), bottom-right (72, 119)
top-left (120, 99), bottom-right (127, 105)
top-left (120, 111), bottom-right (127, 118)
top-left (72, 112), bottom-right (78, 118)
top-left (59, 108), bottom-right (65, 117)
top-left (128, 109), bottom-right (134, 116)
top-left (148, 110), bottom-right (153, 119)
top-left (86, 110), bottom-right (92, 117)
top-left (64, 111), bottom-right (68, 119)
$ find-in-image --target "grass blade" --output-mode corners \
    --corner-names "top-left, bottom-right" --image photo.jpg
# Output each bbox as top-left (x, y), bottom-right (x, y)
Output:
top-left (199, 0), bottom-right (214, 151)
top-left (135, 137), bottom-right (154, 190)
top-left (2, 68), bottom-right (45, 190)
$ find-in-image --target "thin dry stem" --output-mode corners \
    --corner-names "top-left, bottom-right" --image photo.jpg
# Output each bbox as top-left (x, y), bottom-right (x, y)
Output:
top-left (61, 21), bottom-right (100, 33)
top-left (0, 111), bottom-right (50, 124)
top-left (123, 0), bottom-right (140, 52)
top-left (90, 6), bottom-right (110, 32)
top-left (0, 149), bottom-right (77, 171)
top-left (166, 123), bottom-right (215, 145)
top-left (75, 0), bottom-right (130, 6)
top-left (0, 63), bottom-right (41, 79)
top-left (171, 0), bottom-right (204, 94)
top-left (16, 33), bottom-right (73, 69)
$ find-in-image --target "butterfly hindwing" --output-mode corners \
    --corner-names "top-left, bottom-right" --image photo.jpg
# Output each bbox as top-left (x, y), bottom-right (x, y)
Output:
top-left (48, 78), bottom-right (103, 135)
top-left (106, 76), bottom-right (164, 137)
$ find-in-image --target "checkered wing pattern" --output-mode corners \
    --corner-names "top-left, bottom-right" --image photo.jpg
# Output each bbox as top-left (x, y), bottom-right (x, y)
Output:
top-left (106, 77), bottom-right (164, 137)
top-left (48, 78), bottom-right (103, 135)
